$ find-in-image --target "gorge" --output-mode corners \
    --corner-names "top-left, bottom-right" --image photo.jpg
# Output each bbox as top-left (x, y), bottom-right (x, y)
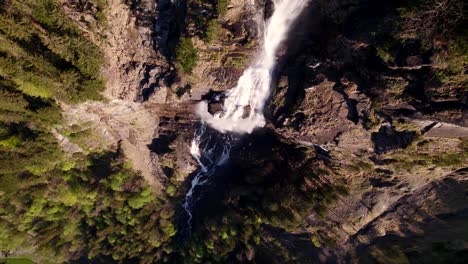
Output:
top-left (183, 0), bottom-right (310, 234)
top-left (0, 0), bottom-right (466, 263)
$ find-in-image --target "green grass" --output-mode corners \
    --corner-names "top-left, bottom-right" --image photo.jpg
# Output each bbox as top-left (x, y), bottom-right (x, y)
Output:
top-left (376, 47), bottom-right (393, 64)
top-left (3, 258), bottom-right (35, 264)
top-left (0, 134), bottom-right (21, 148)
top-left (434, 37), bottom-right (468, 88)
top-left (205, 19), bottom-right (222, 43)
top-left (431, 152), bottom-right (467, 168)
top-left (225, 56), bottom-right (248, 70)
top-left (217, 0), bottom-right (229, 16)
top-left (175, 37), bottom-right (198, 73)
top-left (347, 160), bottom-right (374, 173)
top-left (95, 0), bottom-right (108, 25)
top-left (389, 139), bottom-right (467, 172)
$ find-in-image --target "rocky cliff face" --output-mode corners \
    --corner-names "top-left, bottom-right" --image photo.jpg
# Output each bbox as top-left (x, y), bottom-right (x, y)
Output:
top-left (57, 0), bottom-right (196, 190)
top-left (265, 0), bottom-right (467, 262)
top-left (63, 0), bottom-right (174, 101)
top-left (101, 0), bottom-right (171, 101)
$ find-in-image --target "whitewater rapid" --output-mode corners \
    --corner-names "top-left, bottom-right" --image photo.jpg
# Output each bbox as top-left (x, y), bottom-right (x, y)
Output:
top-left (182, 126), bottom-right (236, 234)
top-left (196, 0), bottom-right (309, 133)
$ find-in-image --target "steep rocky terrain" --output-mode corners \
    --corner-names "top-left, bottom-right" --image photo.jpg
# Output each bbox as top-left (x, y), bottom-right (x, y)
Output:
top-left (0, 0), bottom-right (466, 263)
top-left (264, 0), bottom-right (467, 262)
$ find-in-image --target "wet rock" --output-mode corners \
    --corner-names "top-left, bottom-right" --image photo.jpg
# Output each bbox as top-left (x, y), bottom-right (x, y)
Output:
top-left (207, 102), bottom-right (223, 115)
top-left (200, 90), bottom-right (225, 115)
top-left (149, 103), bottom-right (198, 182)
top-left (242, 105), bottom-right (251, 119)
top-left (263, 0), bottom-right (274, 19)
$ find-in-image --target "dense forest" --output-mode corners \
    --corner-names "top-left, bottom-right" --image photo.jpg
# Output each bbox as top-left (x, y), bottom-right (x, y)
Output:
top-left (0, 0), bottom-right (185, 262)
top-left (0, 0), bottom-right (174, 262)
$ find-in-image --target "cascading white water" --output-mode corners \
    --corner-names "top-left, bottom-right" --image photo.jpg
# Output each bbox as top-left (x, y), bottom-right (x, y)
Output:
top-left (182, 126), bottom-right (235, 234)
top-left (197, 0), bottom-right (309, 134)
top-left (182, 0), bottom-right (308, 234)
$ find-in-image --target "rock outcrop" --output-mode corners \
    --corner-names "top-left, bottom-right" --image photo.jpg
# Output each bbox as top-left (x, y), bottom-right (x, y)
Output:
top-left (100, 0), bottom-right (172, 101)
top-left (60, 101), bottom-right (161, 187)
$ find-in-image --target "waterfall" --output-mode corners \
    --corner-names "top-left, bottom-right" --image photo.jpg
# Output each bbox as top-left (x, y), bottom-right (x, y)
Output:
top-left (196, 0), bottom-right (310, 134)
top-left (182, 0), bottom-right (308, 234)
